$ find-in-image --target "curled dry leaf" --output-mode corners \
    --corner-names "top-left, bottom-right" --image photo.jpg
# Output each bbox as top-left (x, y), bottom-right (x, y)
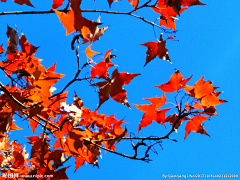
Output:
top-left (85, 44), bottom-right (99, 61)
top-left (82, 15), bottom-right (108, 44)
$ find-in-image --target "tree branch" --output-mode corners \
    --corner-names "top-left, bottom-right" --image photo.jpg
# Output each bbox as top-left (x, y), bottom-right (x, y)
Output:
top-left (88, 140), bottom-right (151, 162)
top-left (0, 9), bottom-right (167, 32)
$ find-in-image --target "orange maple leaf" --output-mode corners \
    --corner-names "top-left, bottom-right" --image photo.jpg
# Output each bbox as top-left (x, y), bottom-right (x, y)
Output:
top-left (184, 76), bottom-right (227, 107)
top-left (184, 115), bottom-right (210, 139)
top-left (85, 44), bottom-right (99, 61)
top-left (128, 0), bottom-right (139, 10)
top-left (54, 8), bottom-right (100, 36)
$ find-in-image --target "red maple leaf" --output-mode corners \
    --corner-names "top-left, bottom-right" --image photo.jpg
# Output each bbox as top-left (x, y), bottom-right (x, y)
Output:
top-left (107, 0), bottom-right (114, 7)
top-left (19, 32), bottom-right (38, 57)
top-left (133, 93), bottom-right (169, 132)
top-left (164, 0), bottom-right (205, 14)
top-left (91, 68), bottom-right (140, 108)
top-left (13, 0), bottom-right (34, 7)
top-left (52, 0), bottom-right (64, 9)
top-left (140, 34), bottom-right (171, 66)
top-left (0, 45), bottom-right (4, 55)
top-left (90, 60), bottom-right (115, 81)
top-left (152, 4), bottom-right (187, 30)
top-left (90, 49), bottom-right (116, 81)
top-left (156, 70), bottom-right (192, 92)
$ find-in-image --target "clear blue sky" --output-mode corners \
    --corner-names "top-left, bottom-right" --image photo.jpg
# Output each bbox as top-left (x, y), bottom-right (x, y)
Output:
top-left (0, 0), bottom-right (239, 179)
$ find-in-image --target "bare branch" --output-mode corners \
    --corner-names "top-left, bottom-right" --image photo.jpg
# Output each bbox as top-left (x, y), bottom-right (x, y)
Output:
top-left (0, 9), bottom-right (167, 32)
top-left (88, 140), bottom-right (151, 162)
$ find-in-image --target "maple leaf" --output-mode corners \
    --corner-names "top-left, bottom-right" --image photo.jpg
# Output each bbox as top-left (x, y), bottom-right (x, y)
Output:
top-left (152, 1), bottom-right (187, 17)
top-left (13, 0), bottom-right (34, 7)
top-left (152, 3), bottom-right (187, 30)
top-left (140, 34), bottom-right (171, 66)
top-left (160, 17), bottom-right (176, 31)
top-left (104, 49), bottom-right (116, 67)
top-left (90, 60), bottom-right (115, 81)
top-left (19, 32), bottom-right (38, 57)
top-left (47, 150), bottom-right (64, 169)
top-left (6, 25), bottom-right (19, 54)
top-left (164, 113), bottom-right (190, 131)
top-left (85, 44), bottom-right (98, 61)
top-left (193, 102), bottom-right (217, 116)
top-left (10, 122), bottom-right (22, 131)
top-left (74, 92), bottom-right (84, 110)
top-left (32, 63), bottom-right (65, 97)
top-left (91, 68), bottom-right (140, 108)
top-left (82, 15), bottom-right (108, 44)
top-left (166, 0), bottom-right (182, 15)
top-left (133, 93), bottom-right (169, 132)
top-left (156, 70), bottom-right (192, 92)
top-left (54, 8), bottom-right (100, 36)
top-left (184, 76), bottom-right (227, 107)
top-left (164, 0), bottom-right (205, 14)
top-left (181, 0), bottom-right (205, 6)
top-left (75, 156), bottom-right (85, 172)
top-left (0, 44), bottom-right (4, 55)
top-left (53, 8), bottom-right (75, 35)
top-left (107, 0), bottom-right (114, 7)
top-left (128, 0), bottom-right (139, 10)
top-left (52, 0), bottom-right (64, 9)
top-left (90, 50), bottom-right (116, 81)
top-left (184, 115), bottom-right (210, 139)
top-left (51, 166), bottom-right (69, 180)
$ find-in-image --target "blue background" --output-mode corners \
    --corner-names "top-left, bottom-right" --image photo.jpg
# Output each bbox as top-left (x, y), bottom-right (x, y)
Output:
top-left (0, 0), bottom-right (239, 179)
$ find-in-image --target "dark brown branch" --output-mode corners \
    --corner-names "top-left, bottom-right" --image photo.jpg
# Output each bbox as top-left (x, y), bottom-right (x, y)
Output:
top-left (92, 135), bottom-right (177, 142)
top-left (88, 140), bottom-right (151, 162)
top-left (35, 114), bottom-right (59, 130)
top-left (30, 116), bottom-right (55, 133)
top-left (0, 9), bottom-right (166, 31)
top-left (0, 67), bottom-right (24, 88)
